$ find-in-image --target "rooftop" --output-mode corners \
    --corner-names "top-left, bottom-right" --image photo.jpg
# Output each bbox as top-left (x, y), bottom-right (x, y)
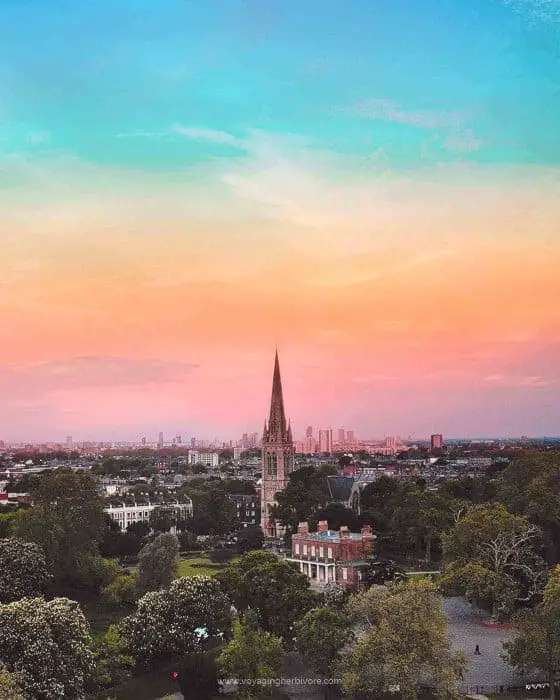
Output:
top-left (294, 530), bottom-right (364, 541)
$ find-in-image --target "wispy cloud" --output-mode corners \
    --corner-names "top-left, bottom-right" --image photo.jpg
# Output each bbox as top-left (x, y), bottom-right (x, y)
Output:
top-left (115, 130), bottom-right (174, 139)
top-left (502, 0), bottom-right (560, 26)
top-left (342, 98), bottom-right (469, 129)
top-left (1, 356), bottom-right (198, 394)
top-left (482, 374), bottom-right (555, 388)
top-left (172, 125), bottom-right (246, 149)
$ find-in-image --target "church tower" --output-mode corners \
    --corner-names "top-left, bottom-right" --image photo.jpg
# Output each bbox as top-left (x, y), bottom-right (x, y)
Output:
top-left (261, 350), bottom-right (294, 537)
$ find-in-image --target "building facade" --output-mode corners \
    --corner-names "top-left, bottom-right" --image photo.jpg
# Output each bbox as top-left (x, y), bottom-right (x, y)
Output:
top-left (261, 351), bottom-right (294, 537)
top-left (229, 493), bottom-right (261, 527)
top-left (318, 428), bottom-right (333, 454)
top-left (288, 521), bottom-right (375, 589)
top-left (105, 499), bottom-right (193, 532)
top-left (188, 450), bottom-right (219, 467)
top-left (431, 434), bottom-right (443, 450)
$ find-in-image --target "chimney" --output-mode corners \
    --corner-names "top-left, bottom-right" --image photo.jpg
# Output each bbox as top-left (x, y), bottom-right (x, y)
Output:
top-left (339, 525), bottom-right (350, 540)
top-left (297, 522), bottom-right (309, 536)
top-left (361, 525), bottom-right (373, 539)
top-left (318, 520), bottom-right (328, 533)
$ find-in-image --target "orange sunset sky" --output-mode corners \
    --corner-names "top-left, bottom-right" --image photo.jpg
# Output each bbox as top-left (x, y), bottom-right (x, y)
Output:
top-left (1, 0), bottom-right (559, 440)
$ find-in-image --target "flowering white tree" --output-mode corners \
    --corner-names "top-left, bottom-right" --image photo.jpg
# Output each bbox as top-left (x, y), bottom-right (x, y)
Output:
top-left (0, 596), bottom-right (95, 699)
top-left (0, 537), bottom-right (52, 603)
top-left (119, 575), bottom-right (232, 667)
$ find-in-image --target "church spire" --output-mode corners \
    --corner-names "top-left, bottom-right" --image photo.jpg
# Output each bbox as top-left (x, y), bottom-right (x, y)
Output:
top-left (266, 349), bottom-right (288, 441)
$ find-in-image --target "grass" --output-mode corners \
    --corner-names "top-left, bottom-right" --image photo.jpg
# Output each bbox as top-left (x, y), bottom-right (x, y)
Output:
top-left (176, 556), bottom-right (234, 578)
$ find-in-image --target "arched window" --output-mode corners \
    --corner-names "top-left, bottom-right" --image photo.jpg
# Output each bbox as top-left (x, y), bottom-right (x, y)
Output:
top-left (267, 453), bottom-right (277, 476)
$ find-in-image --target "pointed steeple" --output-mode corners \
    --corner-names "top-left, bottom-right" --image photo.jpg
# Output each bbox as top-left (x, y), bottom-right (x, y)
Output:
top-left (266, 349), bottom-right (288, 441)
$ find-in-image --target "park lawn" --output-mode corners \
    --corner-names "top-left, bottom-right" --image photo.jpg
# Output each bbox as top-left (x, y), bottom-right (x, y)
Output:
top-left (176, 555), bottom-right (239, 578)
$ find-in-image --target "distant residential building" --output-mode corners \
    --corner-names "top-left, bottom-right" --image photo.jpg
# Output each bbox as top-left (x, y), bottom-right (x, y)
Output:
top-left (431, 434), bottom-right (443, 450)
top-left (105, 498), bottom-right (193, 532)
top-left (233, 447), bottom-right (243, 460)
top-left (306, 425), bottom-right (313, 438)
top-left (66, 436), bottom-right (72, 448)
top-left (288, 521), bottom-right (375, 588)
top-left (338, 428), bottom-right (346, 442)
top-left (303, 435), bottom-right (316, 453)
top-left (295, 440), bottom-right (305, 454)
top-left (158, 432), bottom-right (164, 448)
top-left (229, 494), bottom-right (261, 527)
top-left (346, 430), bottom-right (355, 442)
top-left (188, 450), bottom-right (219, 467)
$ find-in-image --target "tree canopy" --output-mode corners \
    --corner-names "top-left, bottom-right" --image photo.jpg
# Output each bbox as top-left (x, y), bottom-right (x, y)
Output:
top-left (340, 580), bottom-right (464, 700)
top-left (0, 537), bottom-right (51, 603)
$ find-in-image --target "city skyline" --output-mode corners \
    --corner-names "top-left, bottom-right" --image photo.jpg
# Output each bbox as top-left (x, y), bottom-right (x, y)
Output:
top-left (1, 0), bottom-right (559, 441)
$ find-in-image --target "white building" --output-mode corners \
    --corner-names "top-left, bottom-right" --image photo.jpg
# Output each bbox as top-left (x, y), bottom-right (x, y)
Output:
top-left (105, 499), bottom-right (193, 532)
top-left (188, 450), bottom-right (219, 467)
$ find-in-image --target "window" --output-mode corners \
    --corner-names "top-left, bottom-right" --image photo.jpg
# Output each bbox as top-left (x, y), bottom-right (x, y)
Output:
top-left (295, 543), bottom-right (300, 554)
top-left (303, 544), bottom-right (308, 555)
top-left (311, 545), bottom-right (316, 556)
top-left (266, 453), bottom-right (277, 476)
top-left (327, 547), bottom-right (333, 559)
top-left (342, 568), bottom-right (348, 581)
top-left (319, 546), bottom-right (324, 558)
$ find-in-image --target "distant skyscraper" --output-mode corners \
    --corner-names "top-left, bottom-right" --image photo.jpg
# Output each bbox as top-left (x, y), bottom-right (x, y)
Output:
top-left (306, 425), bottom-right (313, 438)
top-left (66, 436), bottom-right (72, 448)
top-left (176, 434), bottom-right (182, 445)
top-left (261, 351), bottom-right (294, 538)
top-left (346, 430), bottom-right (355, 442)
top-left (431, 434), bottom-right (443, 450)
top-left (318, 428), bottom-right (333, 454)
top-left (141, 437), bottom-right (146, 446)
top-left (158, 431), bottom-right (164, 448)
top-left (385, 436), bottom-right (396, 450)
top-left (338, 428), bottom-right (346, 442)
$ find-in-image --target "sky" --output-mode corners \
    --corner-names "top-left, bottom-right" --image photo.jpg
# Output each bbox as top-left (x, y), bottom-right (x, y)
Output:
top-left (1, 0), bottom-right (559, 442)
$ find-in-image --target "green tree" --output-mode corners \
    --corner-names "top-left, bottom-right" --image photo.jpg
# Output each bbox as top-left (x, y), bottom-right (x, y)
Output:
top-left (498, 452), bottom-right (560, 562)
top-left (119, 576), bottom-right (232, 668)
top-left (237, 526), bottom-right (264, 554)
top-left (270, 465), bottom-right (336, 535)
top-left (0, 537), bottom-right (52, 603)
top-left (0, 596), bottom-right (95, 699)
top-left (218, 613), bottom-right (284, 699)
top-left (15, 469), bottom-right (106, 590)
top-left (340, 580), bottom-right (464, 700)
top-left (504, 567), bottom-right (560, 699)
top-left (137, 532), bottom-right (179, 594)
top-left (91, 626), bottom-right (134, 691)
top-left (184, 482), bottom-right (237, 535)
top-left (149, 506), bottom-right (178, 533)
top-left (0, 662), bottom-right (24, 700)
top-left (295, 608), bottom-right (352, 698)
top-left (216, 551), bottom-right (317, 647)
top-left (441, 503), bottom-right (547, 619)
top-left (176, 651), bottom-right (221, 700)
top-left (101, 569), bottom-right (139, 607)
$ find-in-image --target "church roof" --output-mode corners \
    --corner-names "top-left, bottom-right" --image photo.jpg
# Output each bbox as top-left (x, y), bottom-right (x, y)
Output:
top-left (263, 350), bottom-right (292, 444)
top-left (327, 475), bottom-right (356, 503)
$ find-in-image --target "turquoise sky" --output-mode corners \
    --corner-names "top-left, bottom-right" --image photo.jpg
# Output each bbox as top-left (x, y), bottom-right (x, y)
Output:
top-left (1, 0), bottom-right (559, 169)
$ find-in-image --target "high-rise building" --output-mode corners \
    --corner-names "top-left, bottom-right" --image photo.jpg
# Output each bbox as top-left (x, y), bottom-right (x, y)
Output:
top-left (431, 434), bottom-right (443, 450)
top-left (66, 436), bottom-right (72, 448)
top-left (158, 432), bottom-right (164, 448)
top-left (141, 437), bottom-right (146, 446)
top-left (385, 436), bottom-right (396, 450)
top-left (176, 434), bottom-right (182, 445)
top-left (318, 428), bottom-right (333, 454)
top-left (346, 430), bottom-right (355, 442)
top-left (338, 428), bottom-right (346, 443)
top-left (306, 425), bottom-right (313, 438)
top-left (261, 351), bottom-right (294, 538)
